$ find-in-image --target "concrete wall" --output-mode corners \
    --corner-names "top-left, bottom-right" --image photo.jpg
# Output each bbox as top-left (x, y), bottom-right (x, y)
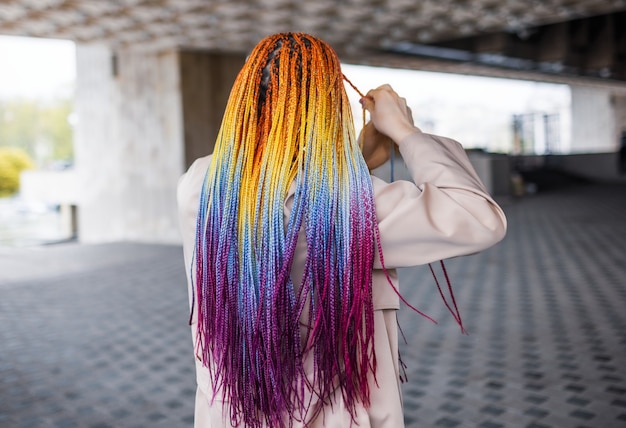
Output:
top-left (74, 45), bottom-right (185, 243)
top-left (466, 151), bottom-right (512, 196)
top-left (179, 51), bottom-right (244, 168)
top-left (570, 85), bottom-right (617, 153)
top-left (20, 169), bottom-right (78, 205)
top-left (552, 152), bottom-right (625, 182)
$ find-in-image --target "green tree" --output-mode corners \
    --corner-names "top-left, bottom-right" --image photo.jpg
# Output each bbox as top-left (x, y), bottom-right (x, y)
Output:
top-left (0, 147), bottom-right (35, 197)
top-left (0, 100), bottom-right (40, 156)
top-left (0, 97), bottom-right (74, 166)
top-left (40, 98), bottom-right (73, 161)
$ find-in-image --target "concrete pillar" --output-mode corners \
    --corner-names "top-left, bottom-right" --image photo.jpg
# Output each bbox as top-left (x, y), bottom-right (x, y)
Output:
top-left (569, 85), bottom-right (616, 153)
top-left (612, 94), bottom-right (626, 137)
top-left (74, 45), bottom-right (185, 243)
top-left (74, 45), bottom-right (245, 244)
top-left (560, 84), bottom-right (626, 181)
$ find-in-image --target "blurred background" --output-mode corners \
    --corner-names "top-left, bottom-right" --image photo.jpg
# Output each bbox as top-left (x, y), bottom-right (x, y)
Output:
top-left (1, 0), bottom-right (624, 247)
top-left (0, 36), bottom-right (75, 246)
top-left (0, 33), bottom-right (574, 246)
top-left (1, 1), bottom-right (625, 427)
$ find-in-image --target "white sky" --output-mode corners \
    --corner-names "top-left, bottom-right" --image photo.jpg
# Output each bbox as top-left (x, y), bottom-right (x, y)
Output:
top-left (342, 63), bottom-right (570, 118)
top-left (0, 35), bottom-right (76, 100)
top-left (342, 63), bottom-right (571, 152)
top-left (0, 35), bottom-right (571, 152)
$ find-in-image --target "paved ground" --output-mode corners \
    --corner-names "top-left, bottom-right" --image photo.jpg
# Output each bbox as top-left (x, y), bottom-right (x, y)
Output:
top-left (1, 181), bottom-right (625, 428)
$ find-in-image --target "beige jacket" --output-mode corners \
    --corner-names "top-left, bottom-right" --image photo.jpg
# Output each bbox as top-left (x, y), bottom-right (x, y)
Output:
top-left (177, 131), bottom-right (507, 427)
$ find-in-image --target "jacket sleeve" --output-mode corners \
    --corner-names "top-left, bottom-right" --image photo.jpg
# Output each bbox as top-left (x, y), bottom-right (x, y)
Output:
top-left (373, 131), bottom-right (507, 269)
top-left (177, 155), bottom-right (212, 316)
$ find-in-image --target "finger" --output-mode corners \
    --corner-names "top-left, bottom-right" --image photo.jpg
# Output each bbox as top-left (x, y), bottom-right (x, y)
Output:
top-left (362, 86), bottom-right (392, 111)
top-left (366, 84), bottom-right (394, 99)
top-left (359, 95), bottom-right (374, 112)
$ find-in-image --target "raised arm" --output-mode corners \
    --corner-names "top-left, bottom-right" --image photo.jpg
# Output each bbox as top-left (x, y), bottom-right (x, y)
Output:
top-left (361, 85), bottom-right (507, 269)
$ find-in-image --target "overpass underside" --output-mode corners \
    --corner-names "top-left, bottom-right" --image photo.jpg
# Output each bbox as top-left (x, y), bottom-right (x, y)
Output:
top-left (376, 10), bottom-right (626, 85)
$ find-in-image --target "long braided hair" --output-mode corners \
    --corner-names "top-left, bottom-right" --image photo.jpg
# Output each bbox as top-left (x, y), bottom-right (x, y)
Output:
top-left (194, 33), bottom-right (377, 427)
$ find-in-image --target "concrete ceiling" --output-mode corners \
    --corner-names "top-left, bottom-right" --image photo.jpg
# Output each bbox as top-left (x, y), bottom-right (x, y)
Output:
top-left (2, 0), bottom-right (626, 85)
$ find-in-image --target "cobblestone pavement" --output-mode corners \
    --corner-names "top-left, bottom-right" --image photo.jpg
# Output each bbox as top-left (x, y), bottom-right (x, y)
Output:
top-left (1, 182), bottom-right (625, 428)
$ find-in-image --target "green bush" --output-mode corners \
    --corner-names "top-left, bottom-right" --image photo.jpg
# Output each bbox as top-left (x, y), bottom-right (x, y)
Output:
top-left (0, 147), bottom-right (35, 197)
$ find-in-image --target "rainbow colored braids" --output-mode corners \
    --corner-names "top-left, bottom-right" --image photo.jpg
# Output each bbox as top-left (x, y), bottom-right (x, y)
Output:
top-left (194, 33), bottom-right (377, 427)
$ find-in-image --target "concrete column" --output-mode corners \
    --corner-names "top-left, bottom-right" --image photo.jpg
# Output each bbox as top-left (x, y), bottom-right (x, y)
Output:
top-left (74, 46), bottom-right (245, 244)
top-left (74, 45), bottom-right (185, 243)
top-left (561, 84), bottom-right (626, 181)
top-left (570, 85), bottom-right (616, 153)
top-left (612, 94), bottom-right (626, 138)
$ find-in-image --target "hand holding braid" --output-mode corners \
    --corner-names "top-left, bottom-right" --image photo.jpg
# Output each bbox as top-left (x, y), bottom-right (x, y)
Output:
top-left (360, 84), bottom-right (420, 144)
